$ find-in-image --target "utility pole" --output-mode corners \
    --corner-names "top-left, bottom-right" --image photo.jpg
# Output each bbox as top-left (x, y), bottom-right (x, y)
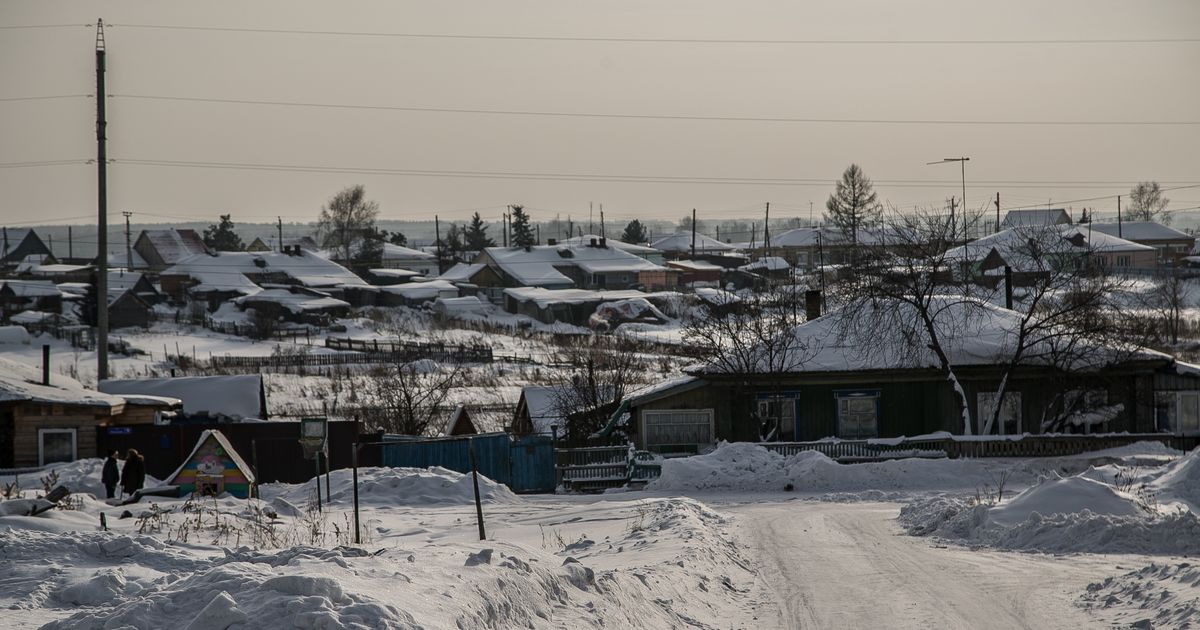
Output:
top-left (764, 202), bottom-right (771, 257)
top-left (690, 208), bottom-right (697, 259)
top-left (928, 157), bottom-right (969, 241)
top-left (48, 234), bottom-right (54, 256)
top-left (589, 202), bottom-right (593, 235)
top-left (68, 226), bottom-right (73, 259)
top-left (502, 208), bottom-right (509, 247)
top-left (1117, 195), bottom-right (1123, 239)
top-left (994, 192), bottom-right (1001, 233)
top-left (95, 19), bottom-right (109, 381)
top-left (122, 211), bottom-right (132, 270)
top-left (536, 224), bottom-right (541, 245)
top-left (277, 216), bottom-right (283, 252)
top-left (599, 204), bottom-right (605, 238)
top-left (948, 196), bottom-right (958, 241)
top-left (434, 215), bottom-right (444, 274)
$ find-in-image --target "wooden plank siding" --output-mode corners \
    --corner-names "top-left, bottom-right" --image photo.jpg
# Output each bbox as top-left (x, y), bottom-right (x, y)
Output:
top-left (4, 402), bottom-right (117, 467)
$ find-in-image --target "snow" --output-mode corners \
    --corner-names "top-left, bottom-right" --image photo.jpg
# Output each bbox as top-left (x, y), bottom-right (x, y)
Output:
top-left (0, 279), bottom-right (63, 298)
top-left (378, 279), bottom-right (458, 301)
top-left (436, 262), bottom-right (485, 282)
top-left (504, 286), bottom-right (673, 309)
top-left (235, 288), bottom-right (350, 314)
top-left (482, 244), bottom-right (666, 287)
top-left (738, 256), bottom-right (790, 272)
top-left (986, 476), bottom-right (1141, 526)
top-left (164, 251), bottom-right (366, 293)
top-left (0, 324), bottom-right (33, 344)
top-left (649, 231), bottom-right (736, 253)
top-left (140, 229), bottom-right (209, 264)
top-left (0, 356), bottom-right (124, 409)
top-left (265, 466), bottom-right (520, 508)
top-left (1088, 220), bottom-right (1192, 241)
top-left (100, 375), bottom-right (263, 420)
top-left (560, 234), bottom-right (660, 256)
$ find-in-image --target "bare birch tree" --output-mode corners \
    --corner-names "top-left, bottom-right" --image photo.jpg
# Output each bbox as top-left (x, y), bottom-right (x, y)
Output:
top-left (363, 359), bottom-right (463, 435)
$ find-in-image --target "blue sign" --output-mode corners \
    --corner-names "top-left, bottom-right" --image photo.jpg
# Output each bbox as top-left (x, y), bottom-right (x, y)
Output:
top-left (107, 427), bottom-right (132, 435)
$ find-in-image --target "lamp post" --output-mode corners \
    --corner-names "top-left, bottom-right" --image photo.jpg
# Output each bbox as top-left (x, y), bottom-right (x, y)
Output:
top-left (928, 157), bottom-right (969, 240)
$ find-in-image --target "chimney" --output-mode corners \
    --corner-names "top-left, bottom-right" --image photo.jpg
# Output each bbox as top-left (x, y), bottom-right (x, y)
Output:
top-left (599, 237), bottom-right (607, 248)
top-left (805, 290), bottom-right (822, 321)
top-left (547, 238), bottom-right (557, 246)
top-left (42, 344), bottom-right (50, 385)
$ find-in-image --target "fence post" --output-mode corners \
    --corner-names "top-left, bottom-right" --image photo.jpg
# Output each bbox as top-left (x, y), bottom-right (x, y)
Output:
top-left (469, 438), bottom-right (487, 540)
top-left (352, 443), bottom-right (360, 544)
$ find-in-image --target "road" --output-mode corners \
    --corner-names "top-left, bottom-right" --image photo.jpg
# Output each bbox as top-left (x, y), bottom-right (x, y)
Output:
top-left (730, 501), bottom-right (1118, 629)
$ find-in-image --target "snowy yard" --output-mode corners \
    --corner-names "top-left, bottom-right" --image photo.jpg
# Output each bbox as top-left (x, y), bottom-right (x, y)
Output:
top-left (2, 443), bottom-right (1199, 628)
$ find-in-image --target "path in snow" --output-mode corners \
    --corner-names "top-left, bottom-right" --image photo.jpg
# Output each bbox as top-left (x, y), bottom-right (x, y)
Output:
top-left (733, 501), bottom-right (1118, 629)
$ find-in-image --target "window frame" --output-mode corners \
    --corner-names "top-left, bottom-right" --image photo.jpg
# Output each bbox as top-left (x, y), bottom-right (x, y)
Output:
top-left (641, 408), bottom-right (715, 455)
top-left (977, 391), bottom-right (1022, 435)
top-left (756, 391), bottom-right (800, 441)
top-left (38, 428), bottom-right (77, 467)
top-left (833, 389), bottom-right (880, 439)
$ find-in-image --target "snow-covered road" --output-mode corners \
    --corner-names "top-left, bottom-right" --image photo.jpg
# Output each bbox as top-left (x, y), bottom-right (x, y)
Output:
top-left (734, 501), bottom-right (1116, 629)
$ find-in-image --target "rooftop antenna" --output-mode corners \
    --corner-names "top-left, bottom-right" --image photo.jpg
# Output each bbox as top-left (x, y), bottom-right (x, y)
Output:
top-left (95, 18), bottom-right (110, 380)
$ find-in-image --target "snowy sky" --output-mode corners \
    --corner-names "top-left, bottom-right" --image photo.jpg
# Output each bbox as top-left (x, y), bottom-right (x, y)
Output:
top-left (2, 1), bottom-right (1198, 229)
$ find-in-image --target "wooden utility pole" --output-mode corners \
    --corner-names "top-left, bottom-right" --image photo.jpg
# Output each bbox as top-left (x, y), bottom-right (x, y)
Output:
top-left (1117, 195), bottom-right (1123, 238)
top-left (122, 211), bottom-right (132, 270)
top-left (599, 204), bottom-right (605, 238)
top-left (434, 215), bottom-right (444, 274)
top-left (764, 202), bottom-right (771, 257)
top-left (95, 19), bottom-right (109, 380)
top-left (68, 226), bottom-right (73, 259)
top-left (502, 208), bottom-right (509, 247)
top-left (994, 193), bottom-right (1001, 233)
top-left (690, 208), bottom-right (697, 259)
top-left (277, 216), bottom-right (283, 252)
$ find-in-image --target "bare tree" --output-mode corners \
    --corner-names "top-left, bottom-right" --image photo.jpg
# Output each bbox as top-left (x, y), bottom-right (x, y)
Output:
top-left (549, 342), bottom-right (649, 443)
top-left (363, 359), bottom-right (462, 435)
top-left (1127, 181), bottom-right (1171, 224)
top-left (1134, 267), bottom-right (1187, 346)
top-left (317, 185), bottom-right (380, 263)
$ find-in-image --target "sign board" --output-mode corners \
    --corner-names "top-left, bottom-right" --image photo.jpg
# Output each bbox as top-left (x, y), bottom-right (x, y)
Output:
top-left (300, 417), bottom-right (328, 460)
top-left (107, 427), bottom-right (132, 435)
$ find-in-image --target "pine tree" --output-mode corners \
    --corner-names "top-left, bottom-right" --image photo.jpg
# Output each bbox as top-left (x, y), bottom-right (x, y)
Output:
top-left (620, 219), bottom-right (649, 244)
top-left (510, 205), bottom-right (535, 248)
top-left (202, 214), bottom-right (245, 251)
top-left (824, 164), bottom-right (882, 245)
top-left (464, 212), bottom-right (495, 250)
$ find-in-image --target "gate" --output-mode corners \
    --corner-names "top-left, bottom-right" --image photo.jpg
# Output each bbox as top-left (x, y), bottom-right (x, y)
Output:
top-left (380, 433), bottom-right (555, 494)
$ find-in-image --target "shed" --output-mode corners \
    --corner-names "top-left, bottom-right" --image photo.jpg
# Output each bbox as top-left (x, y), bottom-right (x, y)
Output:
top-left (442, 405), bottom-right (479, 436)
top-left (100, 375), bottom-right (268, 421)
top-left (165, 429), bottom-right (256, 498)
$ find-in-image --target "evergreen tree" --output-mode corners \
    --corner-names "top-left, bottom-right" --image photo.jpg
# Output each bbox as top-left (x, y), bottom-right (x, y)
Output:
top-left (620, 219), bottom-right (649, 244)
top-left (464, 212), bottom-right (495, 250)
top-left (509, 205), bottom-right (536, 248)
top-left (824, 164), bottom-right (882, 245)
top-left (445, 224), bottom-right (465, 263)
top-left (379, 229), bottom-right (407, 246)
top-left (202, 214), bottom-right (245, 251)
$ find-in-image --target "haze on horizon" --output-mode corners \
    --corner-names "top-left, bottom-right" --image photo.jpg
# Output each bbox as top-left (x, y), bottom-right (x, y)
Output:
top-left (2, 0), bottom-right (1198, 230)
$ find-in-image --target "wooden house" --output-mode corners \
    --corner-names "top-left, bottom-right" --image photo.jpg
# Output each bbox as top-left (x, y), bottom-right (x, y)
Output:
top-left (441, 405), bottom-right (479, 436)
top-left (1, 228), bottom-right (52, 264)
top-left (107, 289), bottom-right (153, 329)
top-left (0, 357), bottom-right (125, 468)
top-left (165, 429), bottom-right (256, 498)
top-left (1087, 221), bottom-right (1196, 267)
top-left (0, 280), bottom-right (63, 321)
top-left (133, 229), bottom-right (210, 271)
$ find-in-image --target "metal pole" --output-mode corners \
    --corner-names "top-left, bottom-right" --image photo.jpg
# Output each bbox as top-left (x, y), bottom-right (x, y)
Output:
top-left (324, 449), bottom-right (331, 498)
top-left (468, 438), bottom-right (486, 540)
top-left (314, 456), bottom-right (322, 512)
top-left (95, 19), bottom-right (109, 380)
top-left (352, 443), bottom-right (360, 544)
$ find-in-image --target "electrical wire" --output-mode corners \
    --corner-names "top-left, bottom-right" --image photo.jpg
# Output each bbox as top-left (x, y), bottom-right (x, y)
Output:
top-left (110, 94), bottom-right (1200, 126)
top-left (107, 24), bottom-right (1200, 45)
top-left (0, 95), bottom-right (92, 103)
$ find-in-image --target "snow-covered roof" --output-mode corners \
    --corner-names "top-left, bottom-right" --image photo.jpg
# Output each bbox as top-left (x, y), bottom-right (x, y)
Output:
top-left (379, 279), bottom-right (459, 300)
top-left (438, 263), bottom-right (487, 283)
top-left (107, 271), bottom-right (150, 294)
top-left (519, 386), bottom-right (564, 435)
top-left (625, 375), bottom-right (705, 407)
top-left (560, 234), bottom-right (660, 255)
top-left (693, 287), bottom-right (742, 305)
top-left (666, 259), bottom-right (723, 271)
top-left (166, 429), bottom-right (256, 486)
top-left (106, 249), bottom-right (151, 270)
top-left (381, 243), bottom-right (437, 261)
top-left (434, 296), bottom-right (487, 313)
top-left (14, 254), bottom-right (54, 272)
top-left (1086, 221), bottom-right (1192, 242)
top-left (697, 296), bottom-right (1166, 376)
top-left (115, 393), bottom-right (183, 408)
top-left (0, 280), bottom-right (62, 298)
top-left (483, 244), bottom-right (665, 287)
top-left (8, 310), bottom-right (59, 325)
top-left (164, 250), bottom-right (367, 293)
top-left (739, 256), bottom-right (791, 272)
top-left (1001, 208), bottom-right (1072, 228)
top-left (0, 356), bottom-right (124, 410)
top-left (235, 289), bottom-right (350, 314)
top-left (55, 282), bottom-right (90, 297)
top-left (140, 229), bottom-right (209, 264)
top-left (503, 287), bottom-right (671, 308)
top-left (945, 224), bottom-right (1153, 271)
top-left (26, 263), bottom-right (90, 276)
top-left (651, 232), bottom-right (737, 253)
top-left (368, 268), bottom-right (422, 278)
top-left (100, 375), bottom-right (264, 419)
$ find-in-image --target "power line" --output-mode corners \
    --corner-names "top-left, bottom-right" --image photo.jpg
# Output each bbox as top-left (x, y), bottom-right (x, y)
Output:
top-left (109, 158), bottom-right (1200, 189)
top-left (0, 159), bottom-right (91, 169)
top-left (107, 23), bottom-right (1200, 45)
top-left (0, 24), bottom-right (90, 31)
top-left (0, 94), bottom-right (92, 103)
top-left (111, 94), bottom-right (1200, 127)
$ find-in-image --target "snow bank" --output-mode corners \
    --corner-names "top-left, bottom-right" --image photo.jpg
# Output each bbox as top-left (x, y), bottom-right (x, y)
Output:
top-left (900, 472), bottom-right (1200, 555)
top-left (0, 325), bottom-right (32, 344)
top-left (1153, 446), bottom-right (1200, 510)
top-left (1081, 563), bottom-right (1200, 628)
top-left (263, 466), bottom-right (521, 508)
top-left (0, 458), bottom-right (162, 500)
top-left (648, 442), bottom-right (1015, 494)
top-left (44, 561), bottom-right (419, 630)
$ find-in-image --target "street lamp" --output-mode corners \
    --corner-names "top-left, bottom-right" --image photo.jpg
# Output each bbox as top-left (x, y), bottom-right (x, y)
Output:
top-left (928, 157), bottom-right (969, 240)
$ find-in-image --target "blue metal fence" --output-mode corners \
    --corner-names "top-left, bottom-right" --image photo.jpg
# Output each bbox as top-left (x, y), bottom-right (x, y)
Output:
top-left (380, 433), bottom-right (555, 493)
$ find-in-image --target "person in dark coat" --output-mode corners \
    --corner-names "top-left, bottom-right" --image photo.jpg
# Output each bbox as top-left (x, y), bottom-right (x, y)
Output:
top-left (102, 450), bottom-right (120, 499)
top-left (120, 448), bottom-right (146, 496)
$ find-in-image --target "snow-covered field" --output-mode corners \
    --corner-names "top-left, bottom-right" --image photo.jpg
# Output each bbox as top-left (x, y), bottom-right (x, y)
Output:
top-left (4, 442), bottom-right (1200, 628)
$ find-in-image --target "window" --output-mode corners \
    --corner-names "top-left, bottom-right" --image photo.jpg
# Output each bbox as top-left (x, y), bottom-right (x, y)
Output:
top-left (1062, 389), bottom-right (1111, 434)
top-left (1116, 255), bottom-right (1132, 268)
top-left (978, 392), bottom-right (1022, 435)
top-left (1156, 391), bottom-right (1200, 435)
top-left (38, 428), bottom-right (76, 466)
top-left (642, 409), bottom-right (714, 454)
top-left (835, 391), bottom-right (879, 439)
top-left (757, 392), bottom-right (798, 441)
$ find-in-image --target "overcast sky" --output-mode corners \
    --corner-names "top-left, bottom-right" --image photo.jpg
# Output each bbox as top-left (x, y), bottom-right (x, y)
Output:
top-left (2, 1), bottom-right (1198, 229)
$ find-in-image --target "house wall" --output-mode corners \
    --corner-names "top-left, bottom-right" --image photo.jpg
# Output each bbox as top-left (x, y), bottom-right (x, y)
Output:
top-left (109, 295), bottom-right (150, 329)
top-left (5, 402), bottom-right (110, 467)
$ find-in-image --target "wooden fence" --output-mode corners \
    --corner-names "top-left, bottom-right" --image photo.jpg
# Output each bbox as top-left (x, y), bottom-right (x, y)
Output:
top-left (555, 445), bottom-right (662, 492)
top-left (325, 337), bottom-right (494, 363)
top-left (764, 432), bottom-right (1197, 461)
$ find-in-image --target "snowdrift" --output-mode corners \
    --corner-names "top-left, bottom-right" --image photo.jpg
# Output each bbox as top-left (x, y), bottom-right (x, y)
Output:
top-left (0, 458), bottom-right (162, 500)
top-left (262, 466), bottom-right (521, 508)
top-left (901, 454), bottom-right (1200, 555)
top-left (647, 441), bottom-right (1018, 495)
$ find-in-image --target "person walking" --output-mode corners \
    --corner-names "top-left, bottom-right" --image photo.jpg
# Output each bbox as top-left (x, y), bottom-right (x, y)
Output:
top-left (102, 450), bottom-right (120, 499)
top-left (120, 448), bottom-right (146, 497)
